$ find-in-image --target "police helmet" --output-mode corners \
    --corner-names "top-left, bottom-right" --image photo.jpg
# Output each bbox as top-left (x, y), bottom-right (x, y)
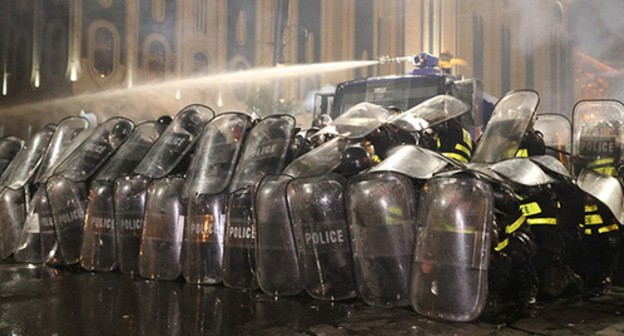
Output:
top-left (519, 129), bottom-right (546, 157)
top-left (339, 144), bottom-right (372, 176)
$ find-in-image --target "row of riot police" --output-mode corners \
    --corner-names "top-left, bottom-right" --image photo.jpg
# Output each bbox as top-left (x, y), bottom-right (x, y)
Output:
top-left (0, 90), bottom-right (623, 323)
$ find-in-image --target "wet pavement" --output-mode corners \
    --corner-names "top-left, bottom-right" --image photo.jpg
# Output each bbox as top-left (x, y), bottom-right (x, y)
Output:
top-left (2, 261), bottom-right (624, 335)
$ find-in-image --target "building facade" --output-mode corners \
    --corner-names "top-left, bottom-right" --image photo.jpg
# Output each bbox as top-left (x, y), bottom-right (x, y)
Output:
top-left (0, 0), bottom-right (575, 137)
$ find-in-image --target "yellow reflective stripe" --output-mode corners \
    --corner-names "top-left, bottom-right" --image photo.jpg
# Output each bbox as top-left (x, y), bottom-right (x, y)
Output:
top-left (443, 152), bottom-right (469, 163)
top-left (527, 217), bottom-right (557, 225)
top-left (520, 202), bottom-right (542, 216)
top-left (598, 224), bottom-right (619, 233)
top-left (372, 155), bottom-right (382, 164)
top-left (388, 206), bottom-right (403, 216)
top-left (442, 224), bottom-right (475, 234)
top-left (454, 143), bottom-right (472, 157)
top-left (584, 204), bottom-right (598, 212)
top-left (557, 201), bottom-right (561, 209)
top-left (594, 167), bottom-right (616, 176)
top-left (495, 238), bottom-right (509, 251)
top-left (462, 129), bottom-right (473, 150)
top-left (589, 158), bottom-right (615, 166)
top-left (515, 149), bottom-right (528, 157)
top-left (506, 214), bottom-right (526, 234)
top-left (585, 223), bottom-right (619, 235)
top-left (584, 214), bottom-right (604, 226)
top-left (436, 138), bottom-right (441, 148)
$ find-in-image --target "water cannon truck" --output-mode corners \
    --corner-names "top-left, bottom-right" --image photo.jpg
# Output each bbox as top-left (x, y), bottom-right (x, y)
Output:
top-left (312, 52), bottom-right (496, 137)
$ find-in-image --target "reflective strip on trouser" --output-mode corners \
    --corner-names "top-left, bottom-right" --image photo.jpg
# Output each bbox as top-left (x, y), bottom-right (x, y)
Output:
top-left (526, 217), bottom-right (557, 225)
top-left (495, 238), bottom-right (509, 252)
top-left (584, 224), bottom-right (619, 235)
top-left (496, 215), bottom-right (526, 252)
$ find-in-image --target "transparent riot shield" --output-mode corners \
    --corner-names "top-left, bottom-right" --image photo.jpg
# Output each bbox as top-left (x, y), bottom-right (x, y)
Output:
top-left (33, 116), bottom-right (93, 185)
top-left (80, 182), bottom-right (116, 271)
top-left (489, 158), bottom-right (555, 187)
top-left (45, 118), bottom-right (134, 265)
top-left (577, 169), bottom-right (624, 225)
top-left (223, 115), bottom-right (296, 290)
top-left (0, 136), bottom-right (25, 178)
top-left (45, 175), bottom-right (87, 265)
top-left (0, 188), bottom-right (26, 259)
top-left (286, 174), bottom-right (357, 300)
top-left (255, 175), bottom-right (302, 297)
top-left (369, 145), bottom-right (453, 179)
top-left (181, 112), bottom-right (252, 284)
top-left (389, 95), bottom-right (470, 132)
top-left (282, 137), bottom-right (349, 178)
top-left (14, 188), bottom-right (53, 263)
top-left (92, 121), bottom-right (166, 183)
top-left (182, 112), bottom-right (252, 198)
top-left (411, 176), bottom-right (493, 322)
top-left (346, 172), bottom-right (417, 308)
top-left (53, 117), bottom-right (135, 182)
top-left (316, 102), bottom-right (395, 140)
top-left (115, 175), bottom-right (150, 275)
top-left (139, 176), bottom-right (185, 280)
top-left (571, 99), bottom-right (624, 174)
top-left (0, 124), bottom-right (55, 189)
top-left (472, 90), bottom-right (540, 164)
top-left (0, 126), bottom-right (55, 258)
top-left (534, 113), bottom-right (572, 171)
top-left (80, 121), bottom-right (166, 272)
top-left (223, 188), bottom-right (257, 289)
top-left (183, 193), bottom-right (227, 284)
top-left (134, 104), bottom-right (215, 179)
top-left (228, 114), bottom-right (297, 192)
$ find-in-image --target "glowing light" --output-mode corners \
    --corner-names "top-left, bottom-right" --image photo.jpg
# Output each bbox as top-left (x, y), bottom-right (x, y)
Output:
top-left (69, 65), bottom-right (79, 82)
top-left (2, 71), bottom-right (7, 96)
top-left (33, 70), bottom-right (40, 88)
top-left (175, 89), bottom-right (181, 100)
top-left (217, 90), bottom-right (224, 107)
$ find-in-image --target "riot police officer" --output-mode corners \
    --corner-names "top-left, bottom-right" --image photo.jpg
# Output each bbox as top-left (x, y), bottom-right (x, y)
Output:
top-left (488, 183), bottom-right (538, 308)
top-left (516, 129), bottom-right (546, 158)
top-left (577, 194), bottom-right (620, 294)
top-left (576, 120), bottom-right (623, 294)
top-left (421, 117), bottom-right (474, 164)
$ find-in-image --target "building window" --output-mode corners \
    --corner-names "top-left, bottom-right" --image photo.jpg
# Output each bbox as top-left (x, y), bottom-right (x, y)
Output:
top-left (152, 0), bottom-right (165, 22)
top-left (229, 56), bottom-right (250, 102)
top-left (501, 26), bottom-right (511, 94)
top-left (235, 11), bottom-right (248, 47)
top-left (93, 28), bottom-right (114, 79)
top-left (195, 0), bottom-right (207, 33)
top-left (148, 41), bottom-right (166, 81)
top-left (88, 21), bottom-right (120, 82)
top-left (192, 52), bottom-right (208, 74)
top-left (472, 13), bottom-right (484, 80)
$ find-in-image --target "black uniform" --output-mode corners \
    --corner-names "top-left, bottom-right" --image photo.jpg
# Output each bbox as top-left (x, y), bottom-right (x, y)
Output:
top-left (427, 119), bottom-right (474, 164)
top-left (518, 185), bottom-right (581, 299)
top-left (578, 194), bottom-right (621, 293)
top-left (488, 185), bottom-right (538, 307)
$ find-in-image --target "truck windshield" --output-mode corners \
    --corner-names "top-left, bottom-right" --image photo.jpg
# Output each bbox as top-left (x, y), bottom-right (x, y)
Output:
top-left (331, 76), bottom-right (444, 119)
